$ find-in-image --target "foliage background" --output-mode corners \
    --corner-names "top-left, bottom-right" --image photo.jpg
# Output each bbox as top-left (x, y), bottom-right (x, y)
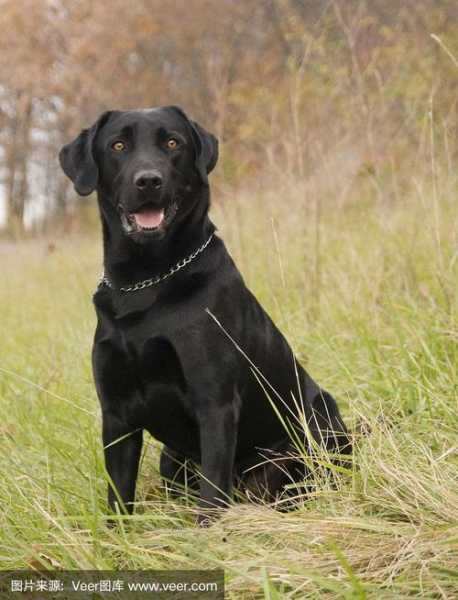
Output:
top-left (0, 0), bottom-right (456, 232)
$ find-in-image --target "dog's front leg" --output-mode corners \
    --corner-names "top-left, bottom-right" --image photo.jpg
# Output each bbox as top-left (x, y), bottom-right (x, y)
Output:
top-left (102, 410), bottom-right (143, 516)
top-left (197, 403), bottom-right (238, 526)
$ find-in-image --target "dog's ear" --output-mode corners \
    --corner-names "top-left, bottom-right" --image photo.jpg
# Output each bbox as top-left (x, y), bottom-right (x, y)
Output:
top-left (59, 111), bottom-right (112, 196)
top-left (167, 106), bottom-right (218, 184)
top-left (190, 119), bottom-right (219, 181)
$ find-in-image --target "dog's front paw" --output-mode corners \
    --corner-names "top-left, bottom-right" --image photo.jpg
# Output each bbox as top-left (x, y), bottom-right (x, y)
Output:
top-left (197, 511), bottom-right (217, 527)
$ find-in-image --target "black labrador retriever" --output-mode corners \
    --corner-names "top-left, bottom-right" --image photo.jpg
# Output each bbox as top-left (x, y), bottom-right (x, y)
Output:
top-left (59, 106), bottom-right (351, 524)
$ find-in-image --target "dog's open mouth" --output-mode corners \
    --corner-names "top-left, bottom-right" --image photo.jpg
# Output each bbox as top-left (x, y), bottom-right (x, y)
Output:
top-left (120, 202), bottom-right (178, 236)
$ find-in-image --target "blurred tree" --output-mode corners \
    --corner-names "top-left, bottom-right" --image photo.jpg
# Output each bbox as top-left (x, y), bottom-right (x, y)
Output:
top-left (0, 0), bottom-right (456, 233)
top-left (0, 0), bottom-right (59, 232)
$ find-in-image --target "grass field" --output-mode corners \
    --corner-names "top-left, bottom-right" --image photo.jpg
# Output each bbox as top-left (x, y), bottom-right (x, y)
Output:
top-left (0, 180), bottom-right (457, 598)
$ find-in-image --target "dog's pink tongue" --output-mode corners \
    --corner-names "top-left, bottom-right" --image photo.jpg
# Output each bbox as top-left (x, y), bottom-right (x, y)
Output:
top-left (132, 208), bottom-right (164, 228)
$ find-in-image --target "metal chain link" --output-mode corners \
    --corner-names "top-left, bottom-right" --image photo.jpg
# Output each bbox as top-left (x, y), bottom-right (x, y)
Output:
top-left (99, 234), bottom-right (214, 293)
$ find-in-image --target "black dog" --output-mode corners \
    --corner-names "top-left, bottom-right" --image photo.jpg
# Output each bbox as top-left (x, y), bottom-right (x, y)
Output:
top-left (59, 106), bottom-right (351, 524)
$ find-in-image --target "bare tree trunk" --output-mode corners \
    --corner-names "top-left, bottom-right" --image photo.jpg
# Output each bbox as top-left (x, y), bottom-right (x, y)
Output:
top-left (5, 91), bottom-right (33, 235)
top-left (4, 104), bottom-right (18, 230)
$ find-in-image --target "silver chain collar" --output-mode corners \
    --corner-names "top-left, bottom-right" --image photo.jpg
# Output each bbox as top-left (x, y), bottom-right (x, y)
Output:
top-left (99, 234), bottom-right (214, 293)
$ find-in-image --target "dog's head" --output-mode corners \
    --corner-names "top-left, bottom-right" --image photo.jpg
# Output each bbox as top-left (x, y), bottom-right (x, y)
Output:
top-left (59, 106), bottom-right (218, 243)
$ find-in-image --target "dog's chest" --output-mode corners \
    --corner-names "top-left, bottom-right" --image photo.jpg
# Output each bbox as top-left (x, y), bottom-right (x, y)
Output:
top-left (131, 334), bottom-right (187, 394)
top-left (115, 325), bottom-right (199, 449)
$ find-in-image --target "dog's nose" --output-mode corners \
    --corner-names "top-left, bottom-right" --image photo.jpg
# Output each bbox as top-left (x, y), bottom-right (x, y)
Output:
top-left (134, 170), bottom-right (163, 191)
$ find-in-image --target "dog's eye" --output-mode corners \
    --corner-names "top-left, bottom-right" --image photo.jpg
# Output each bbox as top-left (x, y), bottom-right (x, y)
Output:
top-left (166, 138), bottom-right (179, 150)
top-left (111, 141), bottom-right (126, 152)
